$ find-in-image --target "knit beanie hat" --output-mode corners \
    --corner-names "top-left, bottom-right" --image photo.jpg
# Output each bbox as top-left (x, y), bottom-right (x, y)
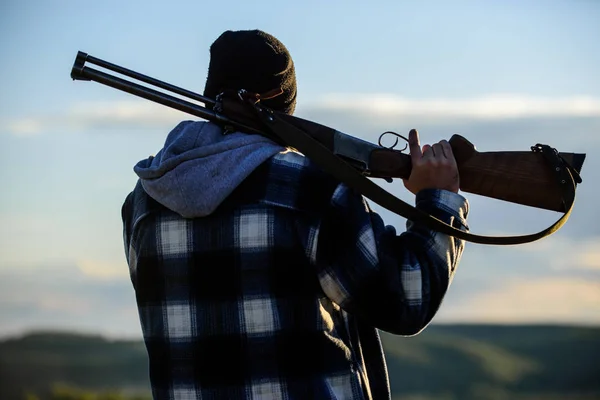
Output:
top-left (203, 29), bottom-right (297, 115)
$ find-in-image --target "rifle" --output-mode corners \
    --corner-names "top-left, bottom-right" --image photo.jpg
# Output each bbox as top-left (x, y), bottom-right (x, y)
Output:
top-left (69, 51), bottom-right (585, 245)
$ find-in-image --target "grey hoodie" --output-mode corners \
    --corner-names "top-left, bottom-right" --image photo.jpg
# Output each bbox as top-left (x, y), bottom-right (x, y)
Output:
top-left (133, 120), bottom-right (284, 218)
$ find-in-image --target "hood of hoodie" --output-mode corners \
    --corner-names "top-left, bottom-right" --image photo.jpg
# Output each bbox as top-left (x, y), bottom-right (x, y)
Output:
top-left (134, 120), bottom-right (284, 218)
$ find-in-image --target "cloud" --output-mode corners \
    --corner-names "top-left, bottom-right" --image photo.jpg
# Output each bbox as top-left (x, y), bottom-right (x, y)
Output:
top-left (0, 262), bottom-right (140, 339)
top-left (6, 119), bottom-right (45, 136)
top-left (2, 100), bottom-right (184, 136)
top-left (579, 246), bottom-right (600, 270)
top-left (76, 258), bottom-right (129, 279)
top-left (67, 101), bottom-right (184, 128)
top-left (308, 94), bottom-right (600, 120)
top-left (515, 236), bottom-right (600, 272)
top-left (437, 277), bottom-right (600, 325)
top-left (432, 233), bottom-right (600, 326)
top-left (447, 234), bottom-right (600, 293)
top-left (0, 211), bottom-right (128, 279)
top-left (4, 94), bottom-right (600, 136)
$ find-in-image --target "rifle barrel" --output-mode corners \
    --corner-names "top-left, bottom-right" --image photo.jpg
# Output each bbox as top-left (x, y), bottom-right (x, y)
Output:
top-left (71, 51), bottom-right (215, 105)
top-left (69, 51), bottom-right (264, 136)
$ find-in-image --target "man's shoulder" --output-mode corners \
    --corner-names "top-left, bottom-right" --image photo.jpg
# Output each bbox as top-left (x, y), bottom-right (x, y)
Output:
top-left (268, 149), bottom-right (321, 177)
top-left (122, 148), bottom-right (344, 225)
top-left (226, 149), bottom-right (341, 214)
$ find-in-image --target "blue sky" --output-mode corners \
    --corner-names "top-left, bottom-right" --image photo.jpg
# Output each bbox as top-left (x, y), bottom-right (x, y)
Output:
top-left (1, 0), bottom-right (599, 338)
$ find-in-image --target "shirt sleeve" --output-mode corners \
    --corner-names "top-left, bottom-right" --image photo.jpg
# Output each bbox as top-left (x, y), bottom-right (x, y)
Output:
top-left (311, 184), bottom-right (469, 335)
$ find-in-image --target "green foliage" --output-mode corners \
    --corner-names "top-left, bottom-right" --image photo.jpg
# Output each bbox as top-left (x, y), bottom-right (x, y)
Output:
top-left (26, 384), bottom-right (152, 400)
top-left (1, 325), bottom-right (599, 400)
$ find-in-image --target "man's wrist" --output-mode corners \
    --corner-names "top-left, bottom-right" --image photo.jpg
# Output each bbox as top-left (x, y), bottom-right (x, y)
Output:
top-left (416, 188), bottom-right (469, 225)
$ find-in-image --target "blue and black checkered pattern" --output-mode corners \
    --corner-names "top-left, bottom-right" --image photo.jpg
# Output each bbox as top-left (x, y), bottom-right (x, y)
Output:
top-left (122, 149), bottom-right (469, 400)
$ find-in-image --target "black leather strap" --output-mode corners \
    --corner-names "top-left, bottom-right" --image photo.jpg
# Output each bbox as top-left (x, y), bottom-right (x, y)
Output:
top-left (249, 101), bottom-right (578, 245)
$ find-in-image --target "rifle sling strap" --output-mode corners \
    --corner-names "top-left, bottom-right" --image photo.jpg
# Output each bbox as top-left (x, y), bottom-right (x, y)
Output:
top-left (248, 101), bottom-right (577, 246)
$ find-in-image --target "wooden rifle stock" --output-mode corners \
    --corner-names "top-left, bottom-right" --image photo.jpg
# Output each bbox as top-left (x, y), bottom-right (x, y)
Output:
top-left (369, 135), bottom-right (585, 212)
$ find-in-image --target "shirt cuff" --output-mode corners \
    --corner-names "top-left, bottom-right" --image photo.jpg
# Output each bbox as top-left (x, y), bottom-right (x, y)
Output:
top-left (415, 189), bottom-right (469, 228)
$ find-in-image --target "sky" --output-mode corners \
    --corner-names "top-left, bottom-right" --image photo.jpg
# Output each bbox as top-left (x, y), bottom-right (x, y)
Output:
top-left (1, 0), bottom-right (599, 339)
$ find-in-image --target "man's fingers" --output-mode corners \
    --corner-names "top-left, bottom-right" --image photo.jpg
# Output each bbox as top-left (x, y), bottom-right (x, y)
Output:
top-left (408, 129), bottom-right (422, 161)
top-left (422, 144), bottom-right (434, 159)
top-left (440, 140), bottom-right (455, 162)
top-left (432, 143), bottom-right (444, 158)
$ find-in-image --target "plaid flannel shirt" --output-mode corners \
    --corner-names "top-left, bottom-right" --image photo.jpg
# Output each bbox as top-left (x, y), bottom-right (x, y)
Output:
top-left (122, 149), bottom-right (469, 400)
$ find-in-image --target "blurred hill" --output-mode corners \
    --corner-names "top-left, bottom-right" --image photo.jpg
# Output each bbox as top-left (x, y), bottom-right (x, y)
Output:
top-left (1, 325), bottom-right (599, 400)
top-left (0, 332), bottom-right (150, 400)
top-left (380, 324), bottom-right (600, 399)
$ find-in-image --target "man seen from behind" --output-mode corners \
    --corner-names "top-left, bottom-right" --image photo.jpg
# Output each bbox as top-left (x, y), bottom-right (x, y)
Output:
top-left (122, 29), bottom-right (470, 400)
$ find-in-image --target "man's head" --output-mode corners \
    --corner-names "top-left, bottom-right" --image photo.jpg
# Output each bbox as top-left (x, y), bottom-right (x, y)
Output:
top-left (203, 29), bottom-right (297, 115)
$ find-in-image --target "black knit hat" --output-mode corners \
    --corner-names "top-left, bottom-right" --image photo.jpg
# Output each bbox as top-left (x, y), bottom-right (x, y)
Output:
top-left (203, 29), bottom-right (297, 115)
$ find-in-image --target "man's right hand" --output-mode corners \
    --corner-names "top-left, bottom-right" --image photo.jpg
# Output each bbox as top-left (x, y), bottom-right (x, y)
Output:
top-left (402, 129), bottom-right (460, 195)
